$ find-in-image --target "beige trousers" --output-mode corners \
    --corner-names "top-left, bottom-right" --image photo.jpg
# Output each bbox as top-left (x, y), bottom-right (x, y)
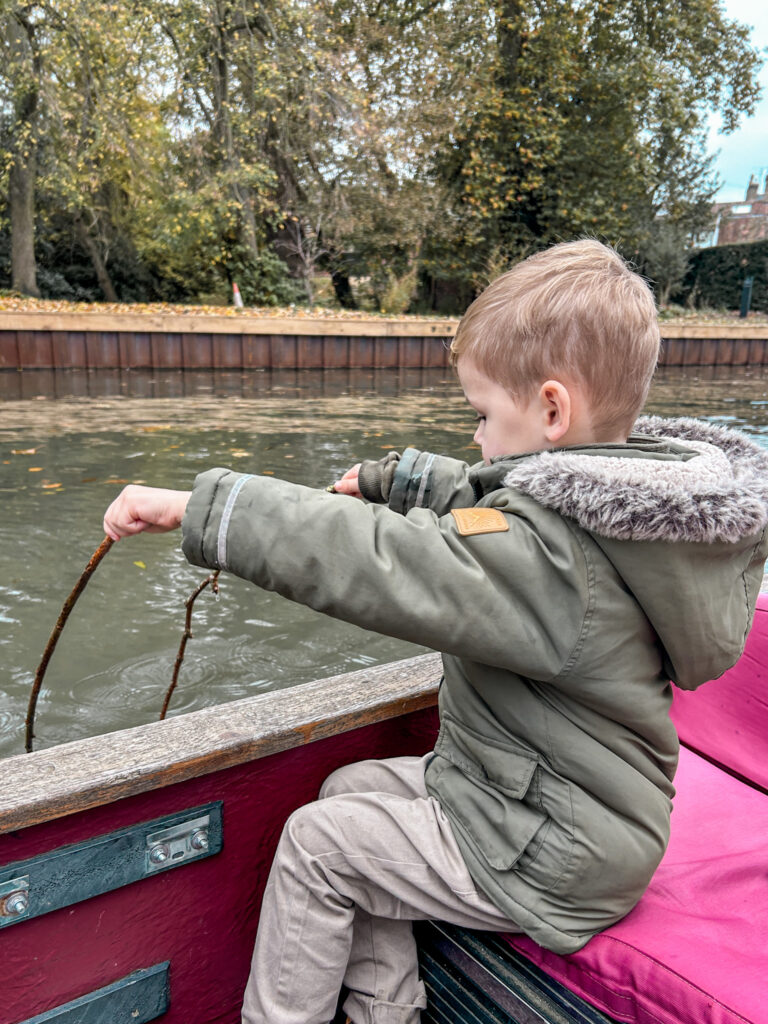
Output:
top-left (240, 754), bottom-right (520, 1024)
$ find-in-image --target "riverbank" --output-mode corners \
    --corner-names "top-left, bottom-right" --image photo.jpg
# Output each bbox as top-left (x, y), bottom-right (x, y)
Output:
top-left (1, 294), bottom-right (768, 325)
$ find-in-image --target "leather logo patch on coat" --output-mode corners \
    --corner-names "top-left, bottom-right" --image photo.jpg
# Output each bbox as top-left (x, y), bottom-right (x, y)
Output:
top-left (451, 507), bottom-right (509, 536)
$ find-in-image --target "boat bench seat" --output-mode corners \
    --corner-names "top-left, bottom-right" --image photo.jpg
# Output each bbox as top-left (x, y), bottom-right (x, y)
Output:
top-left (418, 595), bottom-right (768, 1024)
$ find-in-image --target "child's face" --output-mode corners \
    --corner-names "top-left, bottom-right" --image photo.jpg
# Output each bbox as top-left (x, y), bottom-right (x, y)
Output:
top-left (458, 357), bottom-right (549, 463)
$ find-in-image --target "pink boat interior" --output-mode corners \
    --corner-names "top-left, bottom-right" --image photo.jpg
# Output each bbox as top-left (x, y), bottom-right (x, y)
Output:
top-left (2, 597), bottom-right (767, 1024)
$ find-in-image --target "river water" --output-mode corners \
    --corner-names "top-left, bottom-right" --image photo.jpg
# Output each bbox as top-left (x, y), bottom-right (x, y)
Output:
top-left (1, 365), bottom-right (767, 759)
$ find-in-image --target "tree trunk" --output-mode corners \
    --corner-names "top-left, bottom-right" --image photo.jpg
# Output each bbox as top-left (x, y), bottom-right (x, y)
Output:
top-left (234, 185), bottom-right (260, 257)
top-left (75, 216), bottom-right (118, 301)
top-left (331, 267), bottom-right (356, 309)
top-left (497, 0), bottom-right (523, 93)
top-left (9, 141), bottom-right (39, 296)
top-left (7, 12), bottom-right (39, 297)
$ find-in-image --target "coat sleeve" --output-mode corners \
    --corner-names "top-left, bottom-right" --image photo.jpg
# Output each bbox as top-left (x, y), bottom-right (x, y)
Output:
top-left (360, 447), bottom-right (480, 515)
top-left (181, 468), bottom-right (590, 680)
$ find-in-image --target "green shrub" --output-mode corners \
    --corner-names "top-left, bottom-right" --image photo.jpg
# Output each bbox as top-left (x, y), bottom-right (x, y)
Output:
top-left (230, 247), bottom-right (306, 307)
top-left (379, 267), bottom-right (418, 315)
top-left (681, 241), bottom-right (768, 312)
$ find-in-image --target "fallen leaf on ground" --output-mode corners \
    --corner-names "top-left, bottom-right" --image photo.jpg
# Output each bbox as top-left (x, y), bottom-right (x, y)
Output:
top-left (134, 561), bottom-right (146, 569)
top-left (0, 294), bottom-right (455, 325)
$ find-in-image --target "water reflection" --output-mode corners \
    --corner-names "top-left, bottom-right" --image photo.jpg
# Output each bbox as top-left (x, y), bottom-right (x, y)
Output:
top-left (0, 366), bottom-right (456, 402)
top-left (1, 365), bottom-right (768, 759)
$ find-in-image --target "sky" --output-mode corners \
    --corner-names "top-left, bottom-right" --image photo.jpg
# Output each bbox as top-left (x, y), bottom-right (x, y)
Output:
top-left (708, 1), bottom-right (768, 202)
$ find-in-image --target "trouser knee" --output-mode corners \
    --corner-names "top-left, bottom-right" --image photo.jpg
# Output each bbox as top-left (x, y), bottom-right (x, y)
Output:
top-left (281, 800), bottom-right (330, 857)
top-left (319, 760), bottom-right (369, 800)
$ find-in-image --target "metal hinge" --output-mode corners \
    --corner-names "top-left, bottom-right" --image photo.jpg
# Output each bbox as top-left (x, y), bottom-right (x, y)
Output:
top-left (0, 801), bottom-right (222, 929)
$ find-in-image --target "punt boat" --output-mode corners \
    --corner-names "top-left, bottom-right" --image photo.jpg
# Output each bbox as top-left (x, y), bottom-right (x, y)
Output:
top-left (2, 594), bottom-right (767, 1024)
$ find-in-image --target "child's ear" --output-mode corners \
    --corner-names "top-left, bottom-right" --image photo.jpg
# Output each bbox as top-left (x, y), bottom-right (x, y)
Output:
top-left (540, 380), bottom-right (571, 444)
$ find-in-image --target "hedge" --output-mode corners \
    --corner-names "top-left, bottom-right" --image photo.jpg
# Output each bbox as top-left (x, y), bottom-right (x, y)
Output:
top-left (681, 240), bottom-right (768, 312)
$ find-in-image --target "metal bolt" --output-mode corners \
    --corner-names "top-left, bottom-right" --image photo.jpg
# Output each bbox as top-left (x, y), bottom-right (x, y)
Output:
top-left (149, 842), bottom-right (171, 865)
top-left (2, 890), bottom-right (29, 917)
top-left (190, 828), bottom-right (209, 852)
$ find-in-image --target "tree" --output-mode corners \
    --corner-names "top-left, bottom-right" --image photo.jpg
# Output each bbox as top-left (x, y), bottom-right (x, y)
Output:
top-left (436, 0), bottom-right (763, 285)
top-left (271, 0), bottom-right (485, 309)
top-left (0, 0), bottom-right (169, 299)
top-left (40, 1), bottom-right (168, 300)
top-left (1, 2), bottom-right (43, 295)
top-left (642, 220), bottom-right (692, 307)
top-left (153, 0), bottom-right (290, 269)
top-left (0, 0), bottom-right (761, 310)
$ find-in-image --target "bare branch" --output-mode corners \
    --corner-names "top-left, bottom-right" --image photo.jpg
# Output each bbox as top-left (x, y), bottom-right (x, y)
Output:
top-left (160, 570), bottom-right (221, 721)
top-left (25, 536), bottom-right (114, 753)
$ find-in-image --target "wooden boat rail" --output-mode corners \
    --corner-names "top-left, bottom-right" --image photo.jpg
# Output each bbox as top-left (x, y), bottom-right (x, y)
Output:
top-left (0, 652), bottom-right (442, 835)
top-left (1, 654), bottom-right (442, 1024)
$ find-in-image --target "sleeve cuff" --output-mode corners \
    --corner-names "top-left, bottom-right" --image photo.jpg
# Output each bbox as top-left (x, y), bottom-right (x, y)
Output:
top-left (388, 448), bottom-right (436, 514)
top-left (181, 467), bottom-right (238, 569)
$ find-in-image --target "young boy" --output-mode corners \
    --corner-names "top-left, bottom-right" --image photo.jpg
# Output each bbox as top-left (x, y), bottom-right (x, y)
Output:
top-left (104, 240), bottom-right (768, 1024)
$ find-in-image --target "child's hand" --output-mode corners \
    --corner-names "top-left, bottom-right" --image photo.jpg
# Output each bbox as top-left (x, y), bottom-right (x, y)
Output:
top-left (103, 485), bottom-right (191, 541)
top-left (332, 463), bottom-right (363, 499)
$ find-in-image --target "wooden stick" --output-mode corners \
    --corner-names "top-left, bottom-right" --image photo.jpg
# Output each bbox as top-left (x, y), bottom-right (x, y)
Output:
top-left (159, 570), bottom-right (220, 721)
top-left (25, 536), bottom-right (114, 753)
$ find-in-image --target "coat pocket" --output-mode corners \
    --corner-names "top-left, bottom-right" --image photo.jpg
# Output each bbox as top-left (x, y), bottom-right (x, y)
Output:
top-left (432, 717), bottom-right (548, 871)
top-left (436, 714), bottom-right (538, 797)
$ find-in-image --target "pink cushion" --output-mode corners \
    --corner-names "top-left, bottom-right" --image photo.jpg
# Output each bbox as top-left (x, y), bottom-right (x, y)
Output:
top-left (670, 593), bottom-right (768, 791)
top-left (504, 745), bottom-right (768, 1023)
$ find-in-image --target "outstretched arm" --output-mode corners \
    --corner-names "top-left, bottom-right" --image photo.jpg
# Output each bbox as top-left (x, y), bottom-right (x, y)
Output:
top-left (180, 468), bottom-right (587, 677)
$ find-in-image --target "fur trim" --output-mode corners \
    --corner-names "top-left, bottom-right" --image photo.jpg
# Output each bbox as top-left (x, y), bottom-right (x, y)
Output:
top-left (503, 417), bottom-right (768, 543)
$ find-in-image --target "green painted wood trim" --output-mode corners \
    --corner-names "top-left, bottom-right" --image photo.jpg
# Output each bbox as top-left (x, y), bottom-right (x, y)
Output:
top-left (16, 962), bottom-right (169, 1023)
top-left (0, 802), bottom-right (221, 929)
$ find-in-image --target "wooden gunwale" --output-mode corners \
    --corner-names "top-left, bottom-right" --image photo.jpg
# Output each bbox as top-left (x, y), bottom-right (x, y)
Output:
top-left (0, 652), bottom-right (441, 835)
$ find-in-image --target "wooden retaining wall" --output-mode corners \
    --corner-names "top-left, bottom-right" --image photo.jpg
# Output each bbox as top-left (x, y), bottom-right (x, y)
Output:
top-left (0, 313), bottom-right (455, 372)
top-left (2, 312), bottom-right (768, 369)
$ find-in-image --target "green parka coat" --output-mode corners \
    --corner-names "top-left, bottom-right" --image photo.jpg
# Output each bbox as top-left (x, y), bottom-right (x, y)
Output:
top-left (181, 416), bottom-right (768, 953)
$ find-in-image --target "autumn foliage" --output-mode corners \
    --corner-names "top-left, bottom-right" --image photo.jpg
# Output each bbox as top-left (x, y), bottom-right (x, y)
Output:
top-left (0, 0), bottom-right (762, 313)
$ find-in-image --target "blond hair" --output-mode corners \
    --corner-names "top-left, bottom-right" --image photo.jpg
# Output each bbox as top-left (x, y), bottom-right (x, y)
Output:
top-left (450, 240), bottom-right (659, 437)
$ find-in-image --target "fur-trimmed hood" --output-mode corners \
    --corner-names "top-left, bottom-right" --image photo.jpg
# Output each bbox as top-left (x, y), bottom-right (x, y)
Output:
top-left (502, 416), bottom-right (768, 544)
top-left (496, 416), bottom-right (768, 689)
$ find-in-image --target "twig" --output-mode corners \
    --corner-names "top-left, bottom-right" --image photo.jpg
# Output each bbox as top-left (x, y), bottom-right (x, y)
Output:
top-left (160, 570), bottom-right (221, 721)
top-left (25, 536), bottom-right (114, 753)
